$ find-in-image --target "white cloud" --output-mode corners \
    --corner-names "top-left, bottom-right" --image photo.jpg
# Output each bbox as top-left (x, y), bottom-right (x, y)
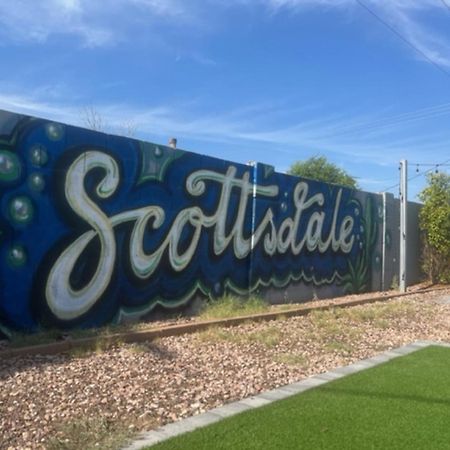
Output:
top-left (1, 81), bottom-right (450, 170)
top-left (1, 0), bottom-right (449, 71)
top-left (256, 0), bottom-right (450, 69)
top-left (0, 0), bottom-right (195, 47)
top-left (1, 87), bottom-right (449, 201)
top-left (0, 92), bottom-right (80, 124)
top-left (129, 0), bottom-right (190, 18)
top-left (260, 0), bottom-right (350, 11)
top-left (2, 85), bottom-right (450, 168)
top-left (362, 0), bottom-right (450, 69)
top-left (0, 0), bottom-right (448, 74)
top-left (0, 0), bottom-right (113, 47)
top-left (92, 99), bottom-right (450, 167)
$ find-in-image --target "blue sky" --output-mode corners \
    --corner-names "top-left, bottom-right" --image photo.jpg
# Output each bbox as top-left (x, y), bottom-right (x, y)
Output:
top-left (1, 0), bottom-right (450, 199)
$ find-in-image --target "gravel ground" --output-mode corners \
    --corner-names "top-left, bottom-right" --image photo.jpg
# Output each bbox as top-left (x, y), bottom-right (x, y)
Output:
top-left (1, 286), bottom-right (450, 450)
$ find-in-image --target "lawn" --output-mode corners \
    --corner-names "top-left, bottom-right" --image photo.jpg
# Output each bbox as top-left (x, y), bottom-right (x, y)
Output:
top-left (147, 346), bottom-right (450, 449)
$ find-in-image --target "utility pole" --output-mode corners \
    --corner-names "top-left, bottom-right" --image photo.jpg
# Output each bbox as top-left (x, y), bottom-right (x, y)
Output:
top-left (248, 160), bottom-right (257, 295)
top-left (399, 159), bottom-right (408, 292)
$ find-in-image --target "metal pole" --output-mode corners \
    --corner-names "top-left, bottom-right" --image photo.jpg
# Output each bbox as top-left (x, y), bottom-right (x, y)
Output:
top-left (399, 159), bottom-right (408, 292)
top-left (381, 192), bottom-right (387, 291)
top-left (248, 161), bottom-right (258, 296)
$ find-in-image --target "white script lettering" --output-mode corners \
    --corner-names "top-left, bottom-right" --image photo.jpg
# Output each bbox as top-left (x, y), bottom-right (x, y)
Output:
top-left (46, 151), bottom-right (355, 320)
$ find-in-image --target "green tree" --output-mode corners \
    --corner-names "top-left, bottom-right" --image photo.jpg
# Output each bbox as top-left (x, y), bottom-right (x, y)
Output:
top-left (287, 156), bottom-right (358, 189)
top-left (418, 172), bottom-right (450, 283)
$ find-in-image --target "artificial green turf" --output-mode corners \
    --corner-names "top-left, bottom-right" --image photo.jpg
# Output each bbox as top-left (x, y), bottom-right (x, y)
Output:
top-left (147, 346), bottom-right (450, 449)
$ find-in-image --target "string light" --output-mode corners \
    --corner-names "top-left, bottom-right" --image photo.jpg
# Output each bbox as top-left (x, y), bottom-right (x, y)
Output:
top-left (382, 158), bottom-right (450, 193)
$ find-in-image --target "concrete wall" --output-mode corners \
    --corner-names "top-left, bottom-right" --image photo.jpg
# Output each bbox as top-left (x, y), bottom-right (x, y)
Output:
top-left (0, 109), bottom-right (422, 333)
top-left (406, 201), bottom-right (423, 285)
top-left (382, 193), bottom-right (400, 291)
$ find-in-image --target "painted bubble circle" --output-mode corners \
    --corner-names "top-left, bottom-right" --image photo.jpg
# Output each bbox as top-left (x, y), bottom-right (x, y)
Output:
top-left (374, 253), bottom-right (381, 269)
top-left (385, 231), bottom-right (392, 248)
top-left (154, 147), bottom-right (163, 158)
top-left (45, 122), bottom-right (64, 141)
top-left (9, 196), bottom-right (34, 225)
top-left (0, 150), bottom-right (21, 182)
top-left (30, 145), bottom-right (49, 166)
top-left (7, 244), bottom-right (27, 267)
top-left (281, 202), bottom-right (288, 212)
top-left (28, 173), bottom-right (45, 192)
top-left (378, 205), bottom-right (384, 219)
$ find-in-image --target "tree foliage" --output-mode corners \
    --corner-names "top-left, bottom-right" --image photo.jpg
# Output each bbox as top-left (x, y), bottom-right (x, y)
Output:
top-left (287, 156), bottom-right (358, 189)
top-left (418, 172), bottom-right (450, 283)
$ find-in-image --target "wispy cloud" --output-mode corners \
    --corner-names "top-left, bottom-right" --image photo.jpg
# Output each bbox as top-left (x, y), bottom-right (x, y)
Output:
top-left (0, 0), bottom-right (112, 47)
top-left (258, 0), bottom-right (450, 69)
top-left (359, 0), bottom-right (450, 69)
top-left (1, 0), bottom-right (449, 72)
top-left (0, 92), bottom-right (75, 121)
top-left (2, 87), bottom-right (447, 167)
top-left (1, 86), bottom-right (449, 201)
top-left (0, 0), bottom-right (195, 47)
top-left (129, 0), bottom-right (191, 19)
top-left (113, 99), bottom-right (450, 167)
top-left (175, 51), bottom-right (218, 66)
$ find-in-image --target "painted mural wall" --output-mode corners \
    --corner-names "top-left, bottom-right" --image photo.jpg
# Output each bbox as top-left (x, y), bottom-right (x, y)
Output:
top-left (0, 109), bottom-right (414, 333)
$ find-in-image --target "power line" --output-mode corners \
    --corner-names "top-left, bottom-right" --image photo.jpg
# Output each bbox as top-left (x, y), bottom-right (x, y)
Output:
top-left (441, 0), bottom-right (450, 13)
top-left (407, 167), bottom-right (433, 184)
top-left (410, 162), bottom-right (450, 166)
top-left (382, 182), bottom-right (400, 193)
top-left (355, 0), bottom-right (450, 80)
top-left (329, 102), bottom-right (450, 139)
top-left (381, 158), bottom-right (450, 193)
top-left (425, 157), bottom-right (450, 166)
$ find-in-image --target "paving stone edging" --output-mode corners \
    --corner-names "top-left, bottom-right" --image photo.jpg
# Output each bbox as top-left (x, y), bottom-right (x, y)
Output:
top-left (122, 340), bottom-right (450, 450)
top-left (1, 287), bottom-right (442, 359)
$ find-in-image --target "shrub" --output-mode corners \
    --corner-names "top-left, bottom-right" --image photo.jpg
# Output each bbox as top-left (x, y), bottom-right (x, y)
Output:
top-left (418, 173), bottom-right (450, 283)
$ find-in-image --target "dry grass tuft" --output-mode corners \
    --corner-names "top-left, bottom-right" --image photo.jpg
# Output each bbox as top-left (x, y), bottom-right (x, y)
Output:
top-left (197, 325), bottom-right (282, 348)
top-left (46, 416), bottom-right (132, 450)
top-left (199, 296), bottom-right (269, 320)
top-left (273, 353), bottom-right (308, 367)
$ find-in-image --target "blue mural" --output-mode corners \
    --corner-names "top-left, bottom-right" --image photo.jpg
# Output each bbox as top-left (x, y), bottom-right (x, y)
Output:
top-left (0, 109), bottom-right (379, 333)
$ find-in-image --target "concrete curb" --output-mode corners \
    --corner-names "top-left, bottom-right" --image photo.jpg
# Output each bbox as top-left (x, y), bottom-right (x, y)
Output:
top-left (121, 340), bottom-right (448, 450)
top-left (0, 287), bottom-right (444, 359)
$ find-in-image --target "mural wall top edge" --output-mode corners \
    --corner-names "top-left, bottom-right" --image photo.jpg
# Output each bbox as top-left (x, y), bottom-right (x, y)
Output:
top-left (0, 107), bottom-right (390, 333)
